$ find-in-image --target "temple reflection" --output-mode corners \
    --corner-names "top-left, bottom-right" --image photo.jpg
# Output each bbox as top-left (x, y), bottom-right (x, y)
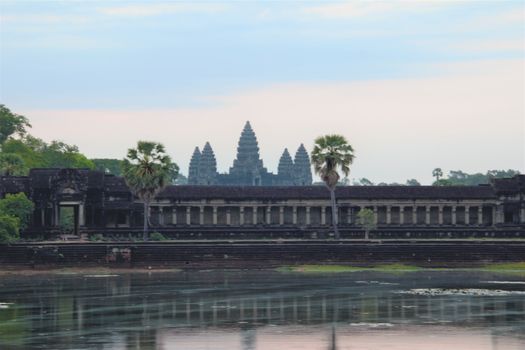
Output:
top-left (0, 271), bottom-right (524, 349)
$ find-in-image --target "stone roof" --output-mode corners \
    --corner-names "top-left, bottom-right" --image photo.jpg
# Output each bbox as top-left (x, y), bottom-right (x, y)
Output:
top-left (158, 185), bottom-right (497, 200)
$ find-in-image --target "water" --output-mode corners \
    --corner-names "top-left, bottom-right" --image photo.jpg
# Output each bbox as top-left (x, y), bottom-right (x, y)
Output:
top-left (0, 269), bottom-right (524, 349)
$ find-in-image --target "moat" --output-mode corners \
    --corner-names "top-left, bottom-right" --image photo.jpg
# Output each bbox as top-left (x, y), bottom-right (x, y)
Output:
top-left (0, 270), bottom-right (524, 349)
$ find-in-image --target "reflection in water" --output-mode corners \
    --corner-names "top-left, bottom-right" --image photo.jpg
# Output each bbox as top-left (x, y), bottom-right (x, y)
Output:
top-left (0, 270), bottom-right (524, 349)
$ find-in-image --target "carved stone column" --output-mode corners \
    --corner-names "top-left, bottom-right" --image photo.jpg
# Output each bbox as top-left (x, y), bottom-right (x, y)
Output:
top-left (373, 206), bottom-right (378, 225)
top-left (452, 206), bottom-right (456, 225)
top-left (78, 203), bottom-right (85, 226)
top-left (158, 207), bottom-right (164, 226)
top-left (478, 206), bottom-right (483, 225)
top-left (465, 205), bottom-right (470, 225)
top-left (172, 207), bottom-right (177, 225)
top-left (386, 206), bottom-right (392, 225)
top-left (425, 206), bottom-right (430, 225)
top-left (292, 206), bottom-right (297, 225)
top-left (399, 206), bottom-right (404, 225)
top-left (306, 206), bottom-right (311, 225)
top-left (279, 206), bottom-right (284, 225)
top-left (213, 206), bottom-right (218, 225)
top-left (412, 206), bottom-right (417, 225)
top-left (226, 207), bottom-right (231, 226)
top-left (266, 206), bottom-right (271, 225)
top-left (321, 207), bottom-right (326, 225)
top-left (347, 207), bottom-right (352, 225)
top-left (186, 206), bottom-right (191, 225)
top-left (240, 206), bottom-right (245, 225)
top-left (252, 206), bottom-right (257, 225)
top-left (199, 206), bottom-right (204, 225)
top-left (438, 206), bottom-right (443, 225)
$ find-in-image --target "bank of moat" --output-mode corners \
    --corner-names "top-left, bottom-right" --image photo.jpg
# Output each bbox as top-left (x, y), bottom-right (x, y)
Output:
top-left (0, 168), bottom-right (523, 237)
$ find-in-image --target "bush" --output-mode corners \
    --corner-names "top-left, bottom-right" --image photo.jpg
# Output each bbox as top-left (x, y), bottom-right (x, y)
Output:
top-left (0, 192), bottom-right (34, 230)
top-left (89, 233), bottom-right (104, 242)
top-left (0, 214), bottom-right (20, 242)
top-left (150, 232), bottom-right (166, 241)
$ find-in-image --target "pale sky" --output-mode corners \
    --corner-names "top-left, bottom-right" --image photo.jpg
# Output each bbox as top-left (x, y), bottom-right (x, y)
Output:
top-left (0, 1), bottom-right (524, 184)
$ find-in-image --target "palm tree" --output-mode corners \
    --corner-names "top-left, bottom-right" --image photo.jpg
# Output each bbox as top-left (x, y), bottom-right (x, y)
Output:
top-left (432, 168), bottom-right (443, 182)
top-left (0, 153), bottom-right (26, 176)
top-left (121, 141), bottom-right (173, 241)
top-left (311, 135), bottom-right (355, 239)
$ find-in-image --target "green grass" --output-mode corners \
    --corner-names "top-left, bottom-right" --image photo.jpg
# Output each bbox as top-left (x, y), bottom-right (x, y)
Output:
top-left (277, 264), bottom-right (422, 273)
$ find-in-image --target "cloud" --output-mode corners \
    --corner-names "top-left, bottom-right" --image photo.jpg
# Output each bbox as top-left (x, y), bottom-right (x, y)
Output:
top-left (449, 38), bottom-right (524, 54)
top-left (22, 59), bottom-right (524, 184)
top-left (97, 3), bottom-right (226, 17)
top-left (302, 1), bottom-right (453, 19)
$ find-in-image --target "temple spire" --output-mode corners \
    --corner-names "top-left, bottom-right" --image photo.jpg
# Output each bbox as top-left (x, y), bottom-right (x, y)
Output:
top-left (278, 148), bottom-right (294, 177)
top-left (294, 143), bottom-right (312, 185)
top-left (230, 121), bottom-right (266, 177)
top-left (188, 146), bottom-right (201, 185)
top-left (198, 142), bottom-right (217, 185)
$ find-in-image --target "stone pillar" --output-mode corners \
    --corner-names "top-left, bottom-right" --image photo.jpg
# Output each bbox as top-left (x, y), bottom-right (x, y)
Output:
top-left (292, 206), bottom-right (297, 225)
top-left (240, 206), bottom-right (245, 225)
top-left (213, 206), bottom-right (218, 225)
top-left (438, 206), bottom-right (443, 225)
top-left (465, 205), bottom-right (470, 225)
top-left (226, 208), bottom-right (231, 226)
top-left (399, 206), bottom-right (404, 225)
top-left (186, 206), bottom-right (191, 225)
top-left (252, 206), bottom-right (258, 225)
top-left (306, 206), bottom-right (311, 225)
top-left (412, 206), bottom-right (417, 225)
top-left (54, 204), bottom-right (59, 227)
top-left (41, 208), bottom-right (45, 227)
top-left (520, 206), bottom-right (525, 224)
top-left (452, 206), bottom-right (457, 225)
top-left (477, 206), bottom-right (483, 225)
top-left (373, 206), bottom-right (378, 225)
top-left (321, 207), bottom-right (326, 225)
top-left (279, 206), bottom-right (284, 225)
top-left (425, 206), bottom-right (430, 225)
top-left (266, 207), bottom-right (271, 225)
top-left (172, 207), bottom-right (177, 225)
top-left (347, 207), bottom-right (352, 225)
top-left (78, 204), bottom-right (85, 226)
top-left (492, 205), bottom-right (497, 226)
top-left (158, 207), bottom-right (164, 226)
top-left (199, 206), bottom-right (204, 225)
top-left (386, 206), bottom-right (391, 225)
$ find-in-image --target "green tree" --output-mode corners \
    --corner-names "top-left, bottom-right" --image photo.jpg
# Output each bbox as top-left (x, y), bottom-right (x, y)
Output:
top-left (121, 141), bottom-right (174, 240)
top-left (0, 192), bottom-right (35, 230)
top-left (0, 215), bottom-right (20, 243)
top-left (405, 179), bottom-right (421, 186)
top-left (0, 153), bottom-right (26, 176)
top-left (0, 105), bottom-right (31, 145)
top-left (311, 135), bottom-right (355, 239)
top-left (432, 168), bottom-right (443, 183)
top-left (357, 208), bottom-right (376, 240)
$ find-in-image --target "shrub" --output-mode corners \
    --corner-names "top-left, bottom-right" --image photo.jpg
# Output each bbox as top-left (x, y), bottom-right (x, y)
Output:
top-left (0, 214), bottom-right (20, 242)
top-left (150, 232), bottom-right (166, 241)
top-left (89, 233), bottom-right (104, 242)
top-left (0, 192), bottom-right (34, 230)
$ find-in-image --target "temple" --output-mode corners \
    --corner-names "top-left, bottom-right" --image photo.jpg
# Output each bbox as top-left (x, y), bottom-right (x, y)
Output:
top-left (0, 168), bottom-right (523, 237)
top-left (188, 121), bottom-right (313, 186)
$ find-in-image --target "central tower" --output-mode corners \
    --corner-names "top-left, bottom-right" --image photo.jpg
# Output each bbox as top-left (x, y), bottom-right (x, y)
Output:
top-left (229, 121), bottom-right (268, 185)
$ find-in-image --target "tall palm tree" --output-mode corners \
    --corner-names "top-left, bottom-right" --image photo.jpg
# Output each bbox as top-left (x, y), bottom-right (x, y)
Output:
top-left (121, 141), bottom-right (173, 241)
top-left (0, 153), bottom-right (26, 176)
top-left (432, 168), bottom-right (443, 183)
top-left (311, 135), bottom-right (355, 239)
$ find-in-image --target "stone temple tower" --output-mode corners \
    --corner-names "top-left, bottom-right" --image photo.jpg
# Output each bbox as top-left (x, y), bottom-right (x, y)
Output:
top-left (197, 142), bottom-right (218, 185)
top-left (277, 148), bottom-right (295, 185)
top-left (188, 147), bottom-right (201, 185)
top-left (293, 144), bottom-right (312, 185)
top-left (229, 121), bottom-right (268, 185)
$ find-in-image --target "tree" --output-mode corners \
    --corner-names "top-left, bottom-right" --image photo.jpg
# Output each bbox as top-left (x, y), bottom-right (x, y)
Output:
top-left (311, 135), bottom-right (355, 239)
top-left (432, 168), bottom-right (443, 183)
top-left (0, 105), bottom-right (31, 145)
top-left (0, 153), bottom-right (26, 176)
top-left (121, 141), bottom-right (174, 241)
top-left (0, 215), bottom-right (20, 243)
top-left (357, 208), bottom-right (376, 240)
top-left (92, 158), bottom-right (123, 176)
top-left (405, 179), bottom-right (421, 186)
top-left (0, 192), bottom-right (35, 230)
